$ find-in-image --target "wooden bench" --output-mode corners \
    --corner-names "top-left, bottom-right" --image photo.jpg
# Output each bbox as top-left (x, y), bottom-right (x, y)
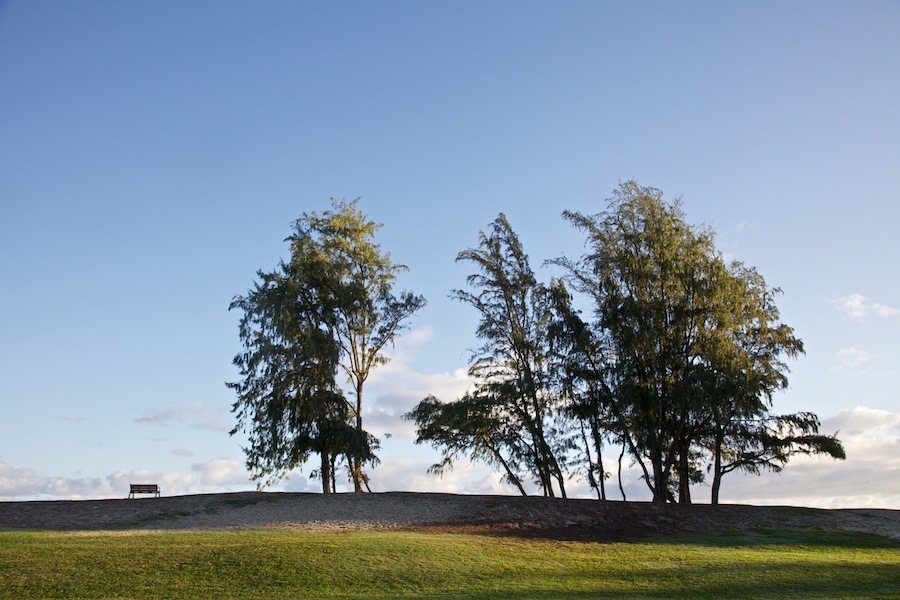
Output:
top-left (128, 484), bottom-right (160, 498)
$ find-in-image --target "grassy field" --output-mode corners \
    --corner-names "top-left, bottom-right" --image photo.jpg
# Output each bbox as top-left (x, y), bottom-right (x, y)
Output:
top-left (1, 528), bottom-right (898, 599)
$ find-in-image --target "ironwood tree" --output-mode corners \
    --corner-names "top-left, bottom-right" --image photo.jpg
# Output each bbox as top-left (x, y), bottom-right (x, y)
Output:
top-left (556, 181), bottom-right (844, 503)
top-left (229, 198), bottom-right (425, 492)
top-left (409, 214), bottom-right (572, 497)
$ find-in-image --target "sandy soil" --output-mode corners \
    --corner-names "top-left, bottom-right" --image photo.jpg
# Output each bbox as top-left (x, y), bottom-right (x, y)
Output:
top-left (1, 492), bottom-right (898, 541)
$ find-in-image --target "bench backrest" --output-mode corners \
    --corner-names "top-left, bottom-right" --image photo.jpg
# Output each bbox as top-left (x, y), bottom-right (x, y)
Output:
top-left (129, 484), bottom-right (159, 494)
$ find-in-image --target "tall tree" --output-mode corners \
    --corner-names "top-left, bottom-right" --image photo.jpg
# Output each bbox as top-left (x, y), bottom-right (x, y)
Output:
top-left (228, 240), bottom-right (354, 492)
top-left (411, 214), bottom-right (570, 497)
top-left (229, 198), bottom-right (425, 492)
top-left (557, 182), bottom-right (720, 502)
top-left (556, 181), bottom-right (843, 503)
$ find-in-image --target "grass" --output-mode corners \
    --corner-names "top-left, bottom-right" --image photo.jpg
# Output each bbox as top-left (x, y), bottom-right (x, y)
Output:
top-left (1, 528), bottom-right (898, 599)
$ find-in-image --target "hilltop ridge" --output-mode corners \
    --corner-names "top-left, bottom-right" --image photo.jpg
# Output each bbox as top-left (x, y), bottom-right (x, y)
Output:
top-left (1, 491), bottom-right (898, 541)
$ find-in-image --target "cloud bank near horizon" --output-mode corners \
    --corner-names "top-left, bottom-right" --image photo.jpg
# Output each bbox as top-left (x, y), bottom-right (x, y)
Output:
top-left (2, 406), bottom-right (897, 508)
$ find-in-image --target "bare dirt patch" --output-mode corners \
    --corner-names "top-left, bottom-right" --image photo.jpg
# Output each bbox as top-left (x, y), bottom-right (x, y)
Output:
top-left (1, 492), bottom-right (898, 541)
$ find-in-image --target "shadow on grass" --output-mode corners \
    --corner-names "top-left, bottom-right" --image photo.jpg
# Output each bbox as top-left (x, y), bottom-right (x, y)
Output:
top-left (442, 524), bottom-right (900, 549)
top-left (651, 528), bottom-right (900, 549)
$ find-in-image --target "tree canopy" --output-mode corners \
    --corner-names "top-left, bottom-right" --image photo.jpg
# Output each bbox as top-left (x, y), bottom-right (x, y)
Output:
top-left (229, 198), bottom-right (425, 492)
top-left (408, 182), bottom-right (844, 503)
top-left (231, 185), bottom-right (843, 502)
top-left (408, 215), bottom-right (571, 497)
top-left (554, 182), bottom-right (843, 502)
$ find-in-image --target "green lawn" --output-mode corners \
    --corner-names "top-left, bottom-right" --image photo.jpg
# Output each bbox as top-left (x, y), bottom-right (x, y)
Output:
top-left (1, 528), bottom-right (898, 599)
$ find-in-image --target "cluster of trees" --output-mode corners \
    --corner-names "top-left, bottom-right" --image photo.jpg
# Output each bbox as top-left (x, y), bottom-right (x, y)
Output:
top-left (405, 182), bottom-right (844, 504)
top-left (229, 184), bottom-right (844, 503)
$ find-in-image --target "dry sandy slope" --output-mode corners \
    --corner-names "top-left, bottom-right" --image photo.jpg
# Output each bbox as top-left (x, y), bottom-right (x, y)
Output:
top-left (1, 492), bottom-right (898, 541)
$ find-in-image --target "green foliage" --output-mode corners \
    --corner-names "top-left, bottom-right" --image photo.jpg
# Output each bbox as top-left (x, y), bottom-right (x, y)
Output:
top-left (405, 394), bottom-right (530, 495)
top-left (556, 181), bottom-right (844, 503)
top-left (229, 198), bottom-right (425, 492)
top-left (232, 186), bottom-right (843, 503)
top-left (409, 186), bottom-right (843, 502)
top-left (2, 529), bottom-right (898, 599)
top-left (410, 214), bottom-right (572, 497)
top-left (558, 182), bottom-right (729, 502)
top-left (228, 234), bottom-right (352, 491)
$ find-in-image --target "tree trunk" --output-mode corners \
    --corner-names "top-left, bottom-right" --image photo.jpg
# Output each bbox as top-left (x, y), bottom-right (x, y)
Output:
top-left (677, 438), bottom-right (691, 505)
top-left (580, 421), bottom-right (602, 500)
top-left (652, 457), bottom-right (667, 504)
top-left (487, 440), bottom-right (528, 496)
top-left (550, 449), bottom-right (567, 499)
top-left (330, 453), bottom-right (338, 493)
top-left (353, 383), bottom-right (364, 492)
top-left (624, 431), bottom-right (655, 500)
top-left (591, 418), bottom-right (607, 501)
top-left (711, 431), bottom-right (723, 505)
top-left (521, 399), bottom-right (554, 497)
top-left (321, 450), bottom-right (332, 494)
top-left (527, 396), bottom-right (556, 498)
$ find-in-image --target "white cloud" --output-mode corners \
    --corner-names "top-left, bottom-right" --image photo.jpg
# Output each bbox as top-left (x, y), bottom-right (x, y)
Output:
top-left (0, 460), bottom-right (49, 498)
top-left (361, 326), bottom-right (475, 440)
top-left (106, 469), bottom-right (199, 497)
top-left (282, 474), bottom-right (320, 493)
top-left (45, 477), bottom-right (109, 498)
top-left (5, 405), bottom-right (899, 509)
top-left (366, 454), bottom-right (654, 501)
top-left (367, 458), bottom-right (522, 495)
top-left (366, 326), bottom-right (433, 377)
top-left (826, 406), bottom-right (900, 437)
top-left (364, 398), bottom-right (421, 439)
top-left (366, 327), bottom-right (473, 393)
top-left (831, 346), bottom-right (874, 372)
top-left (135, 400), bottom-right (231, 431)
top-left (835, 294), bottom-right (869, 319)
top-left (732, 220), bottom-right (757, 235)
top-left (0, 459), bottom-right (110, 500)
top-left (191, 458), bottom-right (254, 492)
top-left (833, 294), bottom-right (899, 320)
top-left (0, 458), bottom-right (257, 501)
top-left (400, 326), bottom-right (435, 348)
top-left (364, 367), bottom-right (474, 440)
top-left (875, 306), bottom-right (899, 318)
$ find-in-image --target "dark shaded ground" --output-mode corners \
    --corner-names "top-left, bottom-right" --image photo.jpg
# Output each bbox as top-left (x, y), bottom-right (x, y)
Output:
top-left (1, 491), bottom-right (898, 541)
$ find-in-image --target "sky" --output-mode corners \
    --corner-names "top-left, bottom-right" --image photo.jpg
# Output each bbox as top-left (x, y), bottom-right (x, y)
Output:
top-left (1, 1), bottom-right (898, 508)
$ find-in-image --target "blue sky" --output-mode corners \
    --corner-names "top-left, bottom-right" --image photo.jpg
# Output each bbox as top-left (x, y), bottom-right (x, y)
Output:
top-left (1, 1), bottom-right (898, 507)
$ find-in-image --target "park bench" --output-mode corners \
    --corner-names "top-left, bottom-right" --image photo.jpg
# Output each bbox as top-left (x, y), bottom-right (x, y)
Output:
top-left (128, 484), bottom-right (160, 498)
